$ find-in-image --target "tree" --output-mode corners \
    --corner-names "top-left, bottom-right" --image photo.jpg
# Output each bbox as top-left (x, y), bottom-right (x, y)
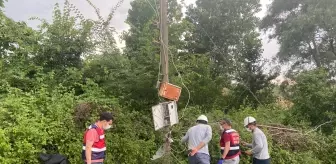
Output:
top-left (0, 10), bottom-right (41, 91)
top-left (123, 0), bottom-right (185, 54)
top-left (185, 0), bottom-right (276, 109)
top-left (185, 0), bottom-right (261, 75)
top-left (289, 69), bottom-right (336, 134)
top-left (170, 53), bottom-right (229, 110)
top-left (229, 33), bottom-right (278, 109)
top-left (32, 0), bottom-right (121, 72)
top-left (261, 0), bottom-right (336, 76)
top-left (0, 0), bottom-right (5, 8)
top-left (32, 1), bottom-right (95, 71)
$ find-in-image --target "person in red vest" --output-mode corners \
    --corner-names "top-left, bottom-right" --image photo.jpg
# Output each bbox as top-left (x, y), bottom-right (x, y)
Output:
top-left (218, 118), bottom-right (241, 164)
top-left (82, 112), bottom-right (113, 164)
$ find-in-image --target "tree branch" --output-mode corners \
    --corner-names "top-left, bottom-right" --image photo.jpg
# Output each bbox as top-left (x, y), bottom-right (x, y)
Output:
top-left (305, 120), bottom-right (335, 135)
top-left (258, 124), bottom-right (301, 133)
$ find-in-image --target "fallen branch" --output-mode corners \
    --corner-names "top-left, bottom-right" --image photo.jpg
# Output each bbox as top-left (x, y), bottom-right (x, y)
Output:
top-left (258, 124), bottom-right (301, 133)
top-left (305, 120), bottom-right (335, 135)
top-left (271, 132), bottom-right (285, 136)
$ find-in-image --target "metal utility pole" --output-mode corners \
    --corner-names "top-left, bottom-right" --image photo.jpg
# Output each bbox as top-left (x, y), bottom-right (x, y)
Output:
top-left (160, 0), bottom-right (171, 163)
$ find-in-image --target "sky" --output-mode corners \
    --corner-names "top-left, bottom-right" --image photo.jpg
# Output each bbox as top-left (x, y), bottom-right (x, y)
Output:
top-left (3, 0), bottom-right (280, 68)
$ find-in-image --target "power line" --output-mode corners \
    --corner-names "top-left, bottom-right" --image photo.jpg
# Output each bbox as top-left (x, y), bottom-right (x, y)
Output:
top-left (143, 0), bottom-right (191, 120)
top-left (147, 0), bottom-right (192, 114)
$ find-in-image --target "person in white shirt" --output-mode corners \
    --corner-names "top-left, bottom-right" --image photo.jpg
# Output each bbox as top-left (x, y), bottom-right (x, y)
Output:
top-left (243, 116), bottom-right (270, 164)
top-left (181, 115), bottom-right (213, 164)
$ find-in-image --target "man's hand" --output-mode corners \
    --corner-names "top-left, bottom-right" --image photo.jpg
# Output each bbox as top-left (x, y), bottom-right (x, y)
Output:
top-left (245, 150), bottom-right (252, 156)
top-left (221, 154), bottom-right (226, 159)
top-left (241, 141), bottom-right (248, 146)
top-left (189, 148), bottom-right (198, 156)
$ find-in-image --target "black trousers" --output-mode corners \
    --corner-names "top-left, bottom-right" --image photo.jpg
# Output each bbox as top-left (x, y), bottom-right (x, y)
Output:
top-left (252, 158), bottom-right (270, 164)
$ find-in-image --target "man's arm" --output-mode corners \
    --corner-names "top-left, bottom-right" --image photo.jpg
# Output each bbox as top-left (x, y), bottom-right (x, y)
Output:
top-left (85, 129), bottom-right (98, 164)
top-left (85, 141), bottom-right (94, 164)
top-left (251, 134), bottom-right (263, 154)
top-left (246, 143), bottom-right (253, 148)
top-left (222, 141), bottom-right (230, 159)
top-left (181, 129), bottom-right (189, 143)
top-left (242, 141), bottom-right (252, 148)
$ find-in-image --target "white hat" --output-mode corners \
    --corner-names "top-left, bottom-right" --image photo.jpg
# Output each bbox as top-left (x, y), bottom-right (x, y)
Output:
top-left (197, 115), bottom-right (208, 122)
top-left (244, 116), bottom-right (256, 127)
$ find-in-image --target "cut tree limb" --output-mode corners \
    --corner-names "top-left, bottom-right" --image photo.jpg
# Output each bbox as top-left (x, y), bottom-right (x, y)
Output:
top-left (258, 124), bottom-right (301, 133)
top-left (305, 120), bottom-right (335, 135)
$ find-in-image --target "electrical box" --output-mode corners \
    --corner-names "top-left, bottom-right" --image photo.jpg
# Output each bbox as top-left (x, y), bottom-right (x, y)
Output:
top-left (158, 82), bottom-right (182, 101)
top-left (152, 101), bottom-right (178, 131)
top-left (152, 104), bottom-right (166, 131)
top-left (167, 101), bottom-right (178, 126)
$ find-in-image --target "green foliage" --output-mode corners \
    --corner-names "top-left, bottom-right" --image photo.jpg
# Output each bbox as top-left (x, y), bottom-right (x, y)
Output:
top-left (227, 33), bottom-right (278, 109)
top-left (32, 1), bottom-right (95, 71)
top-left (288, 69), bottom-right (336, 134)
top-left (261, 0), bottom-right (336, 75)
top-left (0, 0), bottom-right (336, 163)
top-left (185, 0), bottom-right (261, 74)
top-left (184, 0), bottom-right (276, 110)
top-left (0, 12), bottom-right (38, 60)
top-left (0, 0), bottom-right (6, 9)
top-left (170, 54), bottom-right (229, 110)
top-left (168, 105), bottom-right (336, 164)
top-left (0, 85), bottom-right (76, 163)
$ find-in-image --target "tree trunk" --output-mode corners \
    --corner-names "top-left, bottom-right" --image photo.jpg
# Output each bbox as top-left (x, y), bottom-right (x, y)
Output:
top-left (312, 39), bottom-right (322, 67)
top-left (329, 39), bottom-right (336, 57)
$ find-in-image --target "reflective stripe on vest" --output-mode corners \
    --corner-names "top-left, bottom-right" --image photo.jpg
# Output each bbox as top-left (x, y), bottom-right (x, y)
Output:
top-left (221, 146), bottom-right (239, 150)
top-left (82, 146), bottom-right (107, 152)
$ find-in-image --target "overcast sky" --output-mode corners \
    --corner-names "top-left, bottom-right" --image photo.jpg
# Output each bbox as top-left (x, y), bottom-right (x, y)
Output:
top-left (4, 0), bottom-right (279, 61)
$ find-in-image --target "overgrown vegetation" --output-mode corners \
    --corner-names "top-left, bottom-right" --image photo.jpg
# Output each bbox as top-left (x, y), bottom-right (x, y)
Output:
top-left (0, 0), bottom-right (335, 163)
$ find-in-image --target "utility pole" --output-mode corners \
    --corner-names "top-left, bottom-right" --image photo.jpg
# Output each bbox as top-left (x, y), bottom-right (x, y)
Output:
top-left (160, 0), bottom-right (169, 83)
top-left (159, 0), bottom-right (171, 163)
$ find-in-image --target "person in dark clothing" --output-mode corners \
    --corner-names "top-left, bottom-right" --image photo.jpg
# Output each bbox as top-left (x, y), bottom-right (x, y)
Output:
top-left (39, 153), bottom-right (70, 164)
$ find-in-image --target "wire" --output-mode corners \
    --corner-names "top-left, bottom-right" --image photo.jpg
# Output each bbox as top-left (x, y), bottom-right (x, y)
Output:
top-left (161, 40), bottom-right (191, 116)
top-left (171, 146), bottom-right (187, 155)
top-left (145, 0), bottom-right (159, 18)
top-left (171, 154), bottom-right (183, 164)
top-left (144, 0), bottom-right (191, 114)
top-left (146, 0), bottom-right (163, 100)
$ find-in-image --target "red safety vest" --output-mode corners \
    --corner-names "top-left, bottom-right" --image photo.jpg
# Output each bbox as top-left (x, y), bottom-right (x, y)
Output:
top-left (220, 129), bottom-right (241, 159)
top-left (82, 124), bottom-right (106, 160)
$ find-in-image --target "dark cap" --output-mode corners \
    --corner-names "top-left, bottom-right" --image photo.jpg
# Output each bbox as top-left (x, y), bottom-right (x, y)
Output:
top-left (221, 118), bottom-right (232, 126)
top-left (99, 112), bottom-right (114, 121)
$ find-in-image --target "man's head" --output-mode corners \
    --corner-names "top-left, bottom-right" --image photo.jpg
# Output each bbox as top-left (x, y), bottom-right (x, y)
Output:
top-left (220, 118), bottom-right (232, 130)
top-left (98, 112), bottom-right (114, 130)
top-left (244, 116), bottom-right (256, 132)
top-left (196, 115), bottom-right (208, 124)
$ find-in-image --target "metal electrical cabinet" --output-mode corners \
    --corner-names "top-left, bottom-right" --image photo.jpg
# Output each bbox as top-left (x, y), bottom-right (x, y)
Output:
top-left (152, 101), bottom-right (178, 131)
top-left (158, 82), bottom-right (182, 101)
